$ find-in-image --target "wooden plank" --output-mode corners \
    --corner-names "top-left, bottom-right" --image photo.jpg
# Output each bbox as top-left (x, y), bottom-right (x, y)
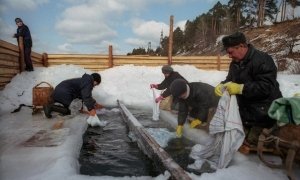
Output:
top-left (0, 64), bottom-right (19, 69)
top-left (114, 59), bottom-right (167, 63)
top-left (0, 68), bottom-right (19, 74)
top-left (0, 54), bottom-right (19, 62)
top-left (114, 56), bottom-right (168, 60)
top-left (0, 73), bottom-right (15, 78)
top-left (48, 54), bottom-right (107, 58)
top-left (0, 76), bottom-right (13, 82)
top-left (0, 48), bottom-right (19, 56)
top-left (32, 63), bottom-right (44, 67)
top-left (0, 40), bottom-right (19, 52)
top-left (0, 59), bottom-right (19, 66)
top-left (47, 63), bottom-right (108, 69)
top-left (31, 51), bottom-right (43, 59)
top-left (118, 101), bottom-right (191, 180)
top-left (48, 59), bottom-right (107, 63)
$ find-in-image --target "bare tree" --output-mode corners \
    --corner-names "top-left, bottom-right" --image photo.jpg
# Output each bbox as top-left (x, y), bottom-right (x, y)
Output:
top-left (257, 0), bottom-right (267, 27)
top-left (281, 0), bottom-right (287, 21)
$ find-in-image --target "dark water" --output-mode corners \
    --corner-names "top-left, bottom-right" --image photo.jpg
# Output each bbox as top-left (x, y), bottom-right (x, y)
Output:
top-left (79, 108), bottom-right (195, 177)
top-left (131, 109), bottom-right (195, 171)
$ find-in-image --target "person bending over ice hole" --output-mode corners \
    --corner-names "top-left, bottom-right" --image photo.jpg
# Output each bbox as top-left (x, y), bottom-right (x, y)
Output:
top-left (43, 73), bottom-right (103, 118)
top-left (170, 79), bottom-right (219, 137)
top-left (215, 32), bottom-right (282, 147)
top-left (150, 65), bottom-right (187, 111)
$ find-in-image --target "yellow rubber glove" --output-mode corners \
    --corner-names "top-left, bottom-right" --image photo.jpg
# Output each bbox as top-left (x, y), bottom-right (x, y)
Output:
top-left (176, 125), bottom-right (183, 138)
top-left (190, 119), bottom-right (202, 128)
top-left (215, 83), bottom-right (224, 96)
top-left (294, 93), bottom-right (300, 97)
top-left (224, 82), bottom-right (244, 95)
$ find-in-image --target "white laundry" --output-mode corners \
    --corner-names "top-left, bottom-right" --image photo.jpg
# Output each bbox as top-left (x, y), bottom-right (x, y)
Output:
top-left (86, 115), bottom-right (108, 127)
top-left (152, 88), bottom-right (160, 121)
top-left (189, 91), bottom-right (245, 170)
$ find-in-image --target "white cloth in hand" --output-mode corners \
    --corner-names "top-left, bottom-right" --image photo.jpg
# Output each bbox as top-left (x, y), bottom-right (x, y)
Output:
top-left (152, 89), bottom-right (160, 121)
top-left (87, 115), bottom-right (108, 127)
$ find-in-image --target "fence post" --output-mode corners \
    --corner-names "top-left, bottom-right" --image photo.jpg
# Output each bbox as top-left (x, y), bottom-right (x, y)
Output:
top-left (18, 36), bottom-right (24, 72)
top-left (217, 54), bottom-right (221, 71)
top-left (108, 45), bottom-right (113, 68)
top-left (168, 15), bottom-right (174, 65)
top-left (42, 53), bottom-right (48, 67)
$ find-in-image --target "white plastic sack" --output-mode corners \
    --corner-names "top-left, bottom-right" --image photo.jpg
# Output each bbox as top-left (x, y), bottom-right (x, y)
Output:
top-left (87, 115), bottom-right (108, 127)
top-left (152, 89), bottom-right (160, 121)
top-left (189, 91), bottom-right (245, 169)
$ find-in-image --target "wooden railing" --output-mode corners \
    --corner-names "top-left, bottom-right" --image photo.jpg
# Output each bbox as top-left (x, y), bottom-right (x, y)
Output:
top-left (0, 40), bottom-right (231, 90)
top-left (0, 40), bottom-right (45, 89)
top-left (46, 53), bottom-right (231, 72)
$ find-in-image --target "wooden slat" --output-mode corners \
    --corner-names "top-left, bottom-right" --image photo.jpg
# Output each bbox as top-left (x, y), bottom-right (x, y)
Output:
top-left (118, 101), bottom-right (191, 180)
top-left (0, 54), bottom-right (19, 62)
top-left (31, 51), bottom-right (43, 59)
top-left (48, 59), bottom-right (107, 63)
top-left (114, 55), bottom-right (168, 60)
top-left (48, 54), bottom-right (107, 58)
top-left (114, 60), bottom-right (167, 64)
top-left (0, 40), bottom-right (19, 52)
top-left (0, 48), bottom-right (19, 56)
top-left (32, 63), bottom-right (44, 67)
top-left (0, 68), bottom-right (19, 74)
top-left (0, 64), bottom-right (19, 69)
top-left (0, 76), bottom-right (13, 82)
top-left (0, 59), bottom-right (19, 66)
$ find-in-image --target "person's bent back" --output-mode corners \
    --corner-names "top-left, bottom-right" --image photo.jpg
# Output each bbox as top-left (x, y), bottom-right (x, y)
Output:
top-left (43, 73), bottom-right (102, 118)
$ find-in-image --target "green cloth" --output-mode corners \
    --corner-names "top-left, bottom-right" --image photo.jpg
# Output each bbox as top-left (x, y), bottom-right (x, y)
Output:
top-left (268, 97), bottom-right (300, 125)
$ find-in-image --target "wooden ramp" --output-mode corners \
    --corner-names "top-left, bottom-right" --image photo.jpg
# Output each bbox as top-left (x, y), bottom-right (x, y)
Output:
top-left (118, 101), bottom-right (191, 180)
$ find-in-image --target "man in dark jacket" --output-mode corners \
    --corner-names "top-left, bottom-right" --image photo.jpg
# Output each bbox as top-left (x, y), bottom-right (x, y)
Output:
top-left (13, 18), bottom-right (34, 71)
top-left (150, 65), bottom-right (187, 110)
top-left (43, 73), bottom-right (103, 118)
top-left (170, 79), bottom-right (219, 137)
top-left (215, 32), bottom-right (282, 143)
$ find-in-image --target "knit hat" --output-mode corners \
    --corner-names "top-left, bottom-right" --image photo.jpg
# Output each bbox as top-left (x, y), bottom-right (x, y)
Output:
top-left (222, 32), bottom-right (246, 50)
top-left (170, 79), bottom-right (187, 97)
top-left (15, 18), bottom-right (23, 23)
top-left (162, 65), bottom-right (173, 74)
top-left (91, 73), bottom-right (101, 84)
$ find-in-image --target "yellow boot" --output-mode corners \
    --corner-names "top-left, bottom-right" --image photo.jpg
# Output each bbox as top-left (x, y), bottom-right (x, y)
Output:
top-left (190, 119), bottom-right (202, 128)
top-left (176, 125), bottom-right (183, 138)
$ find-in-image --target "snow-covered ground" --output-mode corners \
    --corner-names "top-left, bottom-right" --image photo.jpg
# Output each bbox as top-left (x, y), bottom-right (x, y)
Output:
top-left (0, 65), bottom-right (299, 180)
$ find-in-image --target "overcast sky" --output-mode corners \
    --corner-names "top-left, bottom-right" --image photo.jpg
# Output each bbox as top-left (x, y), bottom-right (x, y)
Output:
top-left (1, 0), bottom-right (299, 55)
top-left (0, 0), bottom-right (230, 54)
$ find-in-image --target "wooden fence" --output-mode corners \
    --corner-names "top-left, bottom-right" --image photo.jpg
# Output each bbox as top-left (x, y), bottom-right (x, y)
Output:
top-left (46, 54), bottom-right (231, 72)
top-left (0, 40), bottom-right (231, 90)
top-left (0, 40), bottom-right (45, 89)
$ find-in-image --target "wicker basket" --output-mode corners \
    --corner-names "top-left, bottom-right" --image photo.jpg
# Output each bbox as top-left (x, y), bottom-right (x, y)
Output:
top-left (32, 81), bottom-right (54, 111)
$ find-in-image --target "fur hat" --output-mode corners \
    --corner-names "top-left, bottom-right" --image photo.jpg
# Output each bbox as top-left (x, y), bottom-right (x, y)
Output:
top-left (162, 65), bottom-right (173, 74)
top-left (15, 18), bottom-right (23, 23)
top-left (170, 79), bottom-right (187, 97)
top-left (222, 32), bottom-right (246, 50)
top-left (91, 73), bottom-right (101, 84)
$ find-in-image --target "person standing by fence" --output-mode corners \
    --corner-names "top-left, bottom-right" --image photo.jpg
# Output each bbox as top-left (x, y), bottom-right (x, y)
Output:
top-left (13, 17), bottom-right (34, 71)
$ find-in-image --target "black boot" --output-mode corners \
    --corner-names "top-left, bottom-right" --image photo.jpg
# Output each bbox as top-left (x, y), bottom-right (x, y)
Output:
top-left (51, 105), bottom-right (71, 116)
top-left (43, 104), bottom-right (53, 118)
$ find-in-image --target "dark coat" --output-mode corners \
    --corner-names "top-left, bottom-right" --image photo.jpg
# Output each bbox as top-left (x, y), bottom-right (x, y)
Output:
top-left (52, 74), bottom-right (96, 110)
top-left (177, 82), bottom-right (219, 125)
top-left (157, 71), bottom-right (187, 98)
top-left (222, 44), bottom-right (282, 127)
top-left (15, 24), bottom-right (32, 48)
